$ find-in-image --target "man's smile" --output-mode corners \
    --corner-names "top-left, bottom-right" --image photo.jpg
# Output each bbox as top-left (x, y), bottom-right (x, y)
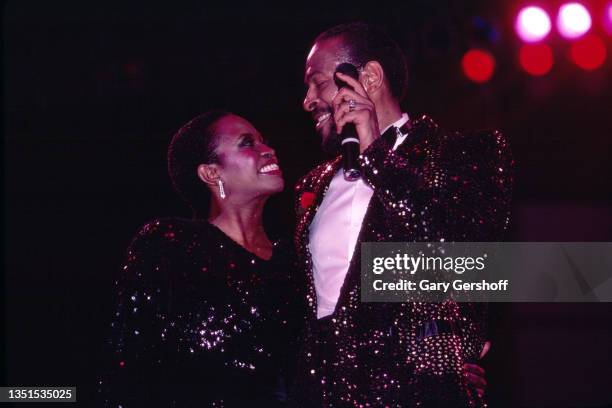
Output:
top-left (315, 112), bottom-right (331, 128)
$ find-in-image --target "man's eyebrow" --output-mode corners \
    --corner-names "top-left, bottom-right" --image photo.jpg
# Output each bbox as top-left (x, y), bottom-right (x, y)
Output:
top-left (304, 70), bottom-right (323, 83)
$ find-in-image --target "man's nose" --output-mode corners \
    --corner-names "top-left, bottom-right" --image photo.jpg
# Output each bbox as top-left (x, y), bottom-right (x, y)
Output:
top-left (303, 90), bottom-right (318, 112)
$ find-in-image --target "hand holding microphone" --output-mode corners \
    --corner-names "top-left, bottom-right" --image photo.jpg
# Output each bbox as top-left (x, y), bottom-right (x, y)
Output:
top-left (333, 63), bottom-right (361, 181)
top-left (332, 63), bottom-right (380, 181)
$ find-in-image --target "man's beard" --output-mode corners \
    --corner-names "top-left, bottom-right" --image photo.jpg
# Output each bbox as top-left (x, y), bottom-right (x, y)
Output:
top-left (321, 124), bottom-right (343, 158)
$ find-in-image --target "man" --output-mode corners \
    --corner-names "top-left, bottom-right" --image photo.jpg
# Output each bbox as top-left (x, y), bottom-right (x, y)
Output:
top-left (292, 22), bottom-right (512, 406)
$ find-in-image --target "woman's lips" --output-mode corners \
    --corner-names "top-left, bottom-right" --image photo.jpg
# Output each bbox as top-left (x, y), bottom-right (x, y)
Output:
top-left (258, 163), bottom-right (282, 175)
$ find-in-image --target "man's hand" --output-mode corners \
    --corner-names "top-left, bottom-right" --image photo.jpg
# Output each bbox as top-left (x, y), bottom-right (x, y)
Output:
top-left (463, 341), bottom-right (491, 398)
top-left (332, 72), bottom-right (380, 153)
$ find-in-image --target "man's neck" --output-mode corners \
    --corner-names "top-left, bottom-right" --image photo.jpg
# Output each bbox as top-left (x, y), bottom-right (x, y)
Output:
top-left (376, 102), bottom-right (403, 133)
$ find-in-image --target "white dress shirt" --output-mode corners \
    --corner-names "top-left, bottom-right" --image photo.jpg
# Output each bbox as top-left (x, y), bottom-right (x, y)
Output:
top-left (309, 113), bottom-right (410, 319)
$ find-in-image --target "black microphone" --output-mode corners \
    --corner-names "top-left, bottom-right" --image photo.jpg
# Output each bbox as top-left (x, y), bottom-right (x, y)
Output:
top-left (333, 63), bottom-right (361, 181)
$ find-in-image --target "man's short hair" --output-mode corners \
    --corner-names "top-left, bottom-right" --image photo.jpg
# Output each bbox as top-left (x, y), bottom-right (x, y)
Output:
top-left (315, 22), bottom-right (408, 101)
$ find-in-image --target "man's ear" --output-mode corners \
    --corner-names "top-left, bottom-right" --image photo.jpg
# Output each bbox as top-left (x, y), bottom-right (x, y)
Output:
top-left (197, 163), bottom-right (220, 186)
top-left (361, 61), bottom-right (385, 94)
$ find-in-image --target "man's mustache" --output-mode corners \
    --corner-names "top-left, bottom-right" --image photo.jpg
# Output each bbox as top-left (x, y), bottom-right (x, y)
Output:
top-left (312, 107), bottom-right (333, 121)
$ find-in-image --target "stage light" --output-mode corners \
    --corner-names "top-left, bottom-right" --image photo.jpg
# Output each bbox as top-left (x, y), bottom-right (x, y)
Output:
top-left (557, 3), bottom-right (592, 39)
top-left (516, 6), bottom-right (552, 42)
top-left (604, 2), bottom-right (612, 34)
top-left (462, 49), bottom-right (496, 83)
top-left (570, 34), bottom-right (607, 70)
top-left (519, 44), bottom-right (554, 76)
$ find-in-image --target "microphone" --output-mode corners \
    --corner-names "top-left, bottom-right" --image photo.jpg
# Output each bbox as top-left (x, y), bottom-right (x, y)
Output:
top-left (333, 63), bottom-right (361, 181)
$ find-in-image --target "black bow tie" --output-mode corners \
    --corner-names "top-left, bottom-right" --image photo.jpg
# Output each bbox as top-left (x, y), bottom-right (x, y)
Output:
top-left (381, 121), bottom-right (411, 145)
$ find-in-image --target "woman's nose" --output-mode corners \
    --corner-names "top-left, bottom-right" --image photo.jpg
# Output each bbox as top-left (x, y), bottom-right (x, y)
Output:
top-left (261, 148), bottom-right (275, 159)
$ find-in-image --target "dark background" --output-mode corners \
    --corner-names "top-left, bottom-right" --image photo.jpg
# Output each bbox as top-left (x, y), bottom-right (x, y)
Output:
top-left (4, 0), bottom-right (612, 406)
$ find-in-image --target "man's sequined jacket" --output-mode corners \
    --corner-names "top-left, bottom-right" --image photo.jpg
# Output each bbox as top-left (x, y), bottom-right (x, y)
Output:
top-left (292, 115), bottom-right (514, 407)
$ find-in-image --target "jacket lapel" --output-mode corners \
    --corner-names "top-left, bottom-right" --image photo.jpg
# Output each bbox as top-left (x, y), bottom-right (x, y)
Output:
top-left (296, 157), bottom-right (342, 248)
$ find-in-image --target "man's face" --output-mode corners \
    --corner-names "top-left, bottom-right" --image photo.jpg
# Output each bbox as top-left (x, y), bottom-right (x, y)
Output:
top-left (303, 37), bottom-right (349, 155)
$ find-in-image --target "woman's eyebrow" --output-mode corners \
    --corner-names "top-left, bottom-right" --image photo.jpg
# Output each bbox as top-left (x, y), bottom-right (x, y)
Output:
top-left (240, 132), bottom-right (264, 141)
top-left (236, 133), bottom-right (265, 145)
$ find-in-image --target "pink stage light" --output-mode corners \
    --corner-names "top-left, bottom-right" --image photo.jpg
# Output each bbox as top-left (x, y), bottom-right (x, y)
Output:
top-left (516, 6), bottom-right (552, 42)
top-left (604, 2), bottom-right (612, 35)
top-left (557, 3), bottom-right (592, 39)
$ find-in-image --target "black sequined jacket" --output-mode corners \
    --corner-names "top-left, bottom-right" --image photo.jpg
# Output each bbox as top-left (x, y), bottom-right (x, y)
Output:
top-left (292, 115), bottom-right (513, 407)
top-left (97, 218), bottom-right (302, 407)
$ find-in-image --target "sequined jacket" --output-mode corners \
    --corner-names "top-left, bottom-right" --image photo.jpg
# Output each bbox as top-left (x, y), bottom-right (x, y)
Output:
top-left (292, 115), bottom-right (513, 407)
top-left (97, 218), bottom-right (301, 407)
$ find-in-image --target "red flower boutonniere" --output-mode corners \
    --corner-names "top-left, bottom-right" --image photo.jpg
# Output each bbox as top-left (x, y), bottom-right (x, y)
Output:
top-left (300, 191), bottom-right (316, 209)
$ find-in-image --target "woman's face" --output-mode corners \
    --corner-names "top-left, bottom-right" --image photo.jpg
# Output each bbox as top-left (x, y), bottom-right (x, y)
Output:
top-left (211, 114), bottom-right (284, 199)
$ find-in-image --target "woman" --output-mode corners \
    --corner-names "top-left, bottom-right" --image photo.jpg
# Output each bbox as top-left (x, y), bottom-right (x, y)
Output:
top-left (98, 111), bottom-right (302, 407)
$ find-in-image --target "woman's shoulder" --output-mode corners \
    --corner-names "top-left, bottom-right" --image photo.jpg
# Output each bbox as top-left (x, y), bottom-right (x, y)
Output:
top-left (128, 217), bottom-right (215, 253)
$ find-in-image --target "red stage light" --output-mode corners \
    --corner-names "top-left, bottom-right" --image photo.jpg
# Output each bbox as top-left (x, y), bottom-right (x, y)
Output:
top-left (557, 2), bottom-right (592, 39)
top-left (462, 49), bottom-right (496, 83)
top-left (570, 34), bottom-right (607, 70)
top-left (519, 44), bottom-right (554, 76)
top-left (516, 6), bottom-right (552, 42)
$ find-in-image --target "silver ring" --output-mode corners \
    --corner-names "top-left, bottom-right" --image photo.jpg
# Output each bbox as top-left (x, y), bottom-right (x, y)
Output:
top-left (348, 99), bottom-right (356, 112)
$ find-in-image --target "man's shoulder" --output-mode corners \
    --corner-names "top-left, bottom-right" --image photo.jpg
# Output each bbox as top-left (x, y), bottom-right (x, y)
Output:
top-left (436, 125), bottom-right (511, 177)
top-left (387, 114), bottom-right (443, 157)
top-left (404, 115), bottom-right (508, 159)
top-left (441, 127), bottom-right (508, 153)
top-left (410, 114), bottom-right (440, 133)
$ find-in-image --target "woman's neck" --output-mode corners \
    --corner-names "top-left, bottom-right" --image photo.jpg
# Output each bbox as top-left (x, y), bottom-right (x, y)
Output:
top-left (208, 198), bottom-right (273, 258)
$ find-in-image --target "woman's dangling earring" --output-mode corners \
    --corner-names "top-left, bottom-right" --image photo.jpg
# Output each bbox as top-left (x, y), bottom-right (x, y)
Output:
top-left (217, 179), bottom-right (226, 199)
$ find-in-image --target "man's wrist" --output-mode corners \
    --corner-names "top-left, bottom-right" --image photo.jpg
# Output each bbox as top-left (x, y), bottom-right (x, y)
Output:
top-left (359, 135), bottom-right (379, 153)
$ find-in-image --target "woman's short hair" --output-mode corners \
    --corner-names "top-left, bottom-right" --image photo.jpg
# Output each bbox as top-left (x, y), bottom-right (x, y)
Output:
top-left (167, 110), bottom-right (231, 215)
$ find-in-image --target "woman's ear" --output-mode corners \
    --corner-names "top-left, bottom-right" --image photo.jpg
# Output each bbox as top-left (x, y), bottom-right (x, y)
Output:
top-left (361, 61), bottom-right (384, 94)
top-left (197, 163), bottom-right (220, 186)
